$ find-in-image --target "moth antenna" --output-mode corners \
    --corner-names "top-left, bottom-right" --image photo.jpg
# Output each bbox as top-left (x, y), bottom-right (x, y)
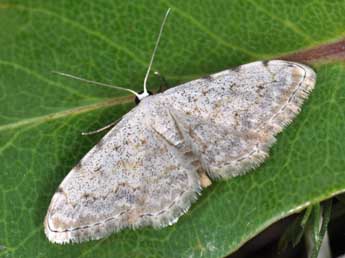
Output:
top-left (52, 71), bottom-right (141, 98)
top-left (142, 8), bottom-right (171, 99)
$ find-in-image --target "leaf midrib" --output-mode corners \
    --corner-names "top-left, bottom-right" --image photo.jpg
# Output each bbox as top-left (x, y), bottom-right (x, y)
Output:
top-left (0, 95), bottom-right (133, 132)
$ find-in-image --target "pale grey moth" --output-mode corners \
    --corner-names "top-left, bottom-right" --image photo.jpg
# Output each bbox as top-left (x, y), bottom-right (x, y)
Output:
top-left (44, 9), bottom-right (316, 244)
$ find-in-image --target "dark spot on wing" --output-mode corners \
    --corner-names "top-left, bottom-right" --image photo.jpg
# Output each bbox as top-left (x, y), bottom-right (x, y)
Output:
top-left (75, 161), bottom-right (82, 170)
top-left (157, 210), bottom-right (166, 215)
top-left (94, 166), bottom-right (102, 172)
top-left (82, 193), bottom-right (97, 201)
top-left (262, 60), bottom-right (270, 67)
top-left (56, 187), bottom-right (64, 193)
top-left (183, 150), bottom-right (194, 157)
top-left (96, 138), bottom-right (105, 148)
top-left (202, 75), bottom-right (213, 81)
top-left (229, 65), bottom-right (242, 72)
top-left (83, 193), bottom-right (90, 198)
top-left (191, 160), bottom-right (201, 167)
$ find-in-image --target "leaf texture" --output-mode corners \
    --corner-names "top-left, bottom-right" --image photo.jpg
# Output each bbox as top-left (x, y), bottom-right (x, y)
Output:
top-left (1, 1), bottom-right (345, 257)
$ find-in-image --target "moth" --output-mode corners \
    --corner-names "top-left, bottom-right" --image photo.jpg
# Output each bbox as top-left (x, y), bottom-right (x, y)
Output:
top-left (44, 9), bottom-right (316, 244)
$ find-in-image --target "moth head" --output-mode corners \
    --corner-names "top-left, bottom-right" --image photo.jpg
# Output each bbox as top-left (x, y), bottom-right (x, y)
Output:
top-left (135, 90), bottom-right (153, 105)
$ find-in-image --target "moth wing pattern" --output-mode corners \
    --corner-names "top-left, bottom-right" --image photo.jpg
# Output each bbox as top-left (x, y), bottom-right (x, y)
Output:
top-left (44, 102), bottom-right (202, 244)
top-left (44, 60), bottom-right (316, 244)
top-left (160, 60), bottom-right (316, 178)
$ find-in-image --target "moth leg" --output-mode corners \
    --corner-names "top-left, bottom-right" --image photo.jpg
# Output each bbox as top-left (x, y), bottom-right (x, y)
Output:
top-left (154, 71), bottom-right (170, 92)
top-left (198, 168), bottom-right (212, 188)
top-left (81, 118), bottom-right (120, 136)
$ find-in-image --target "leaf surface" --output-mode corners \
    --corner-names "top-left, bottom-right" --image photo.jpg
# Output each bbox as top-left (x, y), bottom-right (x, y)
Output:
top-left (1, 1), bottom-right (345, 257)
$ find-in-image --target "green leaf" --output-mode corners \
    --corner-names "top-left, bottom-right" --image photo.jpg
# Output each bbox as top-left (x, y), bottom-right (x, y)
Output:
top-left (1, 1), bottom-right (345, 258)
top-left (307, 201), bottom-right (333, 258)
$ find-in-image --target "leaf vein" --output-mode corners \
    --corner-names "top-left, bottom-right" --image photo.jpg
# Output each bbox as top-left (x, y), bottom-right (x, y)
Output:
top-left (13, 4), bottom-right (148, 68)
top-left (160, 0), bottom-right (263, 59)
top-left (0, 96), bottom-right (133, 133)
top-left (247, 0), bottom-right (315, 44)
